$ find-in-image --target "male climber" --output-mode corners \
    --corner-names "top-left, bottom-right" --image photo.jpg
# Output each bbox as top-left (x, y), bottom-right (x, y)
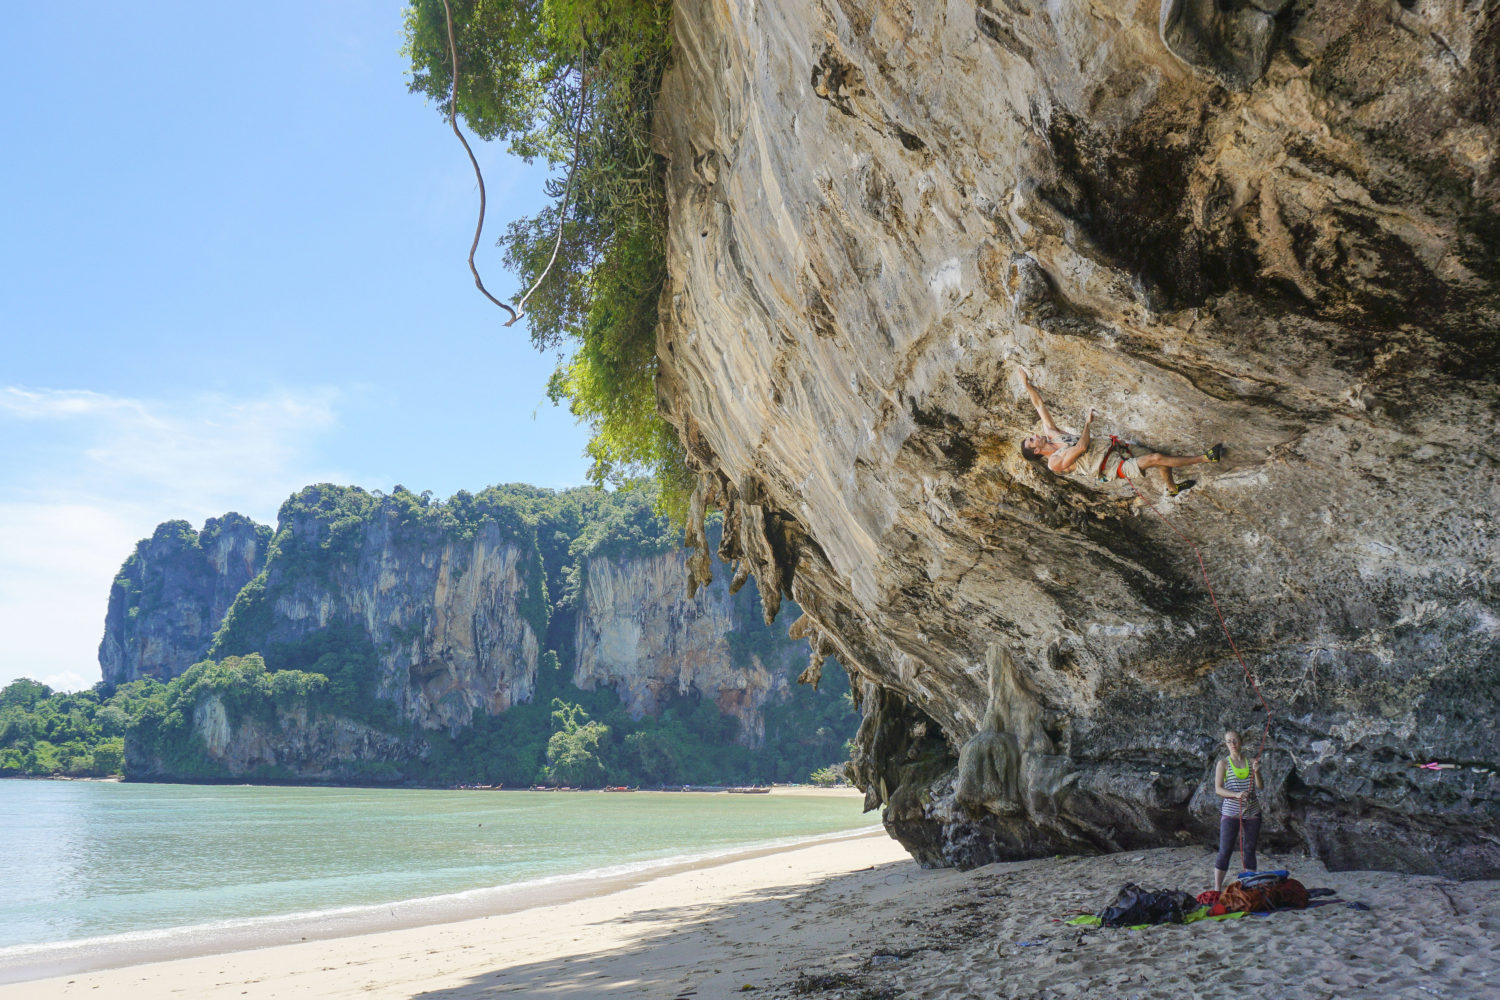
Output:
top-left (1017, 367), bottom-right (1224, 495)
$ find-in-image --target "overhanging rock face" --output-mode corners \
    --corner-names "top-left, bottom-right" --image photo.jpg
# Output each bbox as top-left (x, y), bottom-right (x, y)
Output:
top-left (654, 1), bottom-right (1499, 877)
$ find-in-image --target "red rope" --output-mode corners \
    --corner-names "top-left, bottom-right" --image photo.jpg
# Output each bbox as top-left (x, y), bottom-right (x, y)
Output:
top-left (1117, 458), bottom-right (1273, 875)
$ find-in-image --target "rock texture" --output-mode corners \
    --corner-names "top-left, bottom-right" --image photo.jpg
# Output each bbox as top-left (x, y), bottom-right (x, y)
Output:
top-left (99, 514), bottom-right (271, 685)
top-left (573, 544), bottom-right (799, 745)
top-left (656, 1), bottom-right (1499, 876)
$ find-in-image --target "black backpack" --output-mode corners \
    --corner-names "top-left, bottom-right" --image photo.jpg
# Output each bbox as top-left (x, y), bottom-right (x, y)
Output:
top-left (1098, 882), bottom-right (1199, 927)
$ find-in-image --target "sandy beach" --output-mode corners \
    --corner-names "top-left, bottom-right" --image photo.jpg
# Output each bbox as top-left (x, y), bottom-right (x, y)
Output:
top-left (6, 821), bottom-right (1497, 1000)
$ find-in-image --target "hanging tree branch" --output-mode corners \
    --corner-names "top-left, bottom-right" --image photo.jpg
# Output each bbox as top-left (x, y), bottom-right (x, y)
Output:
top-left (440, 0), bottom-right (589, 327)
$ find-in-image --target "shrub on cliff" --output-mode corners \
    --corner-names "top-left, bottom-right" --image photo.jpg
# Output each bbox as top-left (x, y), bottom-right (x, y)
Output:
top-left (544, 699), bottom-right (609, 785)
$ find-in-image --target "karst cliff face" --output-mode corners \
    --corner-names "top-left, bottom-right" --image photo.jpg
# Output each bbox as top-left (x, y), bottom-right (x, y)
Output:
top-left (107, 488), bottom-right (835, 779)
top-left (219, 490), bottom-right (549, 731)
top-left (573, 541), bottom-right (802, 744)
top-left (99, 514), bottom-right (271, 686)
top-left (656, 1), bottom-right (1499, 876)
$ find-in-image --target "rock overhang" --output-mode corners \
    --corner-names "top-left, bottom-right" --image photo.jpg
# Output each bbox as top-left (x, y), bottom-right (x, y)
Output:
top-left (657, 0), bottom-right (1499, 877)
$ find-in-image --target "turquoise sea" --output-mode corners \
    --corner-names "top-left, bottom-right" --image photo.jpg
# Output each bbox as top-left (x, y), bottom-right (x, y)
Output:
top-left (0, 780), bottom-right (875, 978)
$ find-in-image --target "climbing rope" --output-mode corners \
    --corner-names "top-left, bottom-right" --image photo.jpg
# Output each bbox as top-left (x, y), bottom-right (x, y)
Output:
top-left (1115, 454), bottom-right (1274, 874)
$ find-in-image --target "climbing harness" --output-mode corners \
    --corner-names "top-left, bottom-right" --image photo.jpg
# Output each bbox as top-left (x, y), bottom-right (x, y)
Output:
top-left (1119, 471), bottom-right (1276, 873)
top-left (1095, 435), bottom-right (1132, 481)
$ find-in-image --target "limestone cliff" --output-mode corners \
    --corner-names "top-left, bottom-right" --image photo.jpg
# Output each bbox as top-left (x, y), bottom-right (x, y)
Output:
top-left (113, 486), bottom-right (849, 781)
top-left (210, 485), bottom-right (548, 732)
top-left (655, 1), bottom-right (1499, 876)
top-left (99, 514), bottom-right (271, 686)
top-left (572, 538), bottom-right (802, 745)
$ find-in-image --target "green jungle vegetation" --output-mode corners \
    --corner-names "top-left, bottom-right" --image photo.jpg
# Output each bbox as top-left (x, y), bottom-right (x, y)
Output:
top-left (403, 0), bottom-right (691, 522)
top-left (0, 677), bottom-right (130, 777)
top-left (12, 481), bottom-right (858, 786)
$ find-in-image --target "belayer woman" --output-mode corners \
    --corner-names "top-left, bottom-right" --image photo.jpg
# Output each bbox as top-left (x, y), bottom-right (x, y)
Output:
top-left (1212, 729), bottom-right (1264, 891)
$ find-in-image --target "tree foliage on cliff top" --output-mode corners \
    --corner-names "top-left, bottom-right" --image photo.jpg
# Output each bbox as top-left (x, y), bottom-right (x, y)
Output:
top-left (403, 0), bottom-right (692, 523)
top-left (124, 655), bottom-right (353, 780)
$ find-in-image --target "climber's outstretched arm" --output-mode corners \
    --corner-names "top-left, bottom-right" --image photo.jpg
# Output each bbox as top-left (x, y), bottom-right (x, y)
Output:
top-left (1018, 367), bottom-right (1061, 438)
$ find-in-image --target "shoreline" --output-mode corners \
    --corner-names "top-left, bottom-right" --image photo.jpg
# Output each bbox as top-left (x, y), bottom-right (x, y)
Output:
top-left (2, 828), bottom-right (911, 999)
top-left (0, 817), bottom-right (881, 987)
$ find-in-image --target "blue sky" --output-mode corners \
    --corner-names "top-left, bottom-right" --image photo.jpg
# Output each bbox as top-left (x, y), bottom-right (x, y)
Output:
top-left (1, 2), bottom-right (594, 691)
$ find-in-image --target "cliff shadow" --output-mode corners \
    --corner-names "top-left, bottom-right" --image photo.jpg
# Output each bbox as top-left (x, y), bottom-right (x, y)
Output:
top-left (406, 842), bottom-right (1498, 1000)
top-left (407, 856), bottom-right (937, 1000)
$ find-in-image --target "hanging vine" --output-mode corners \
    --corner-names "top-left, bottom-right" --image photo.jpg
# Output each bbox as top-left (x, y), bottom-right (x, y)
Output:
top-left (439, 0), bottom-right (588, 325)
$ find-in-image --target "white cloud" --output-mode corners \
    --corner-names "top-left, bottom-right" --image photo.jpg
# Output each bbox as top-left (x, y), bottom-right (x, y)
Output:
top-left (0, 386), bottom-right (145, 419)
top-left (0, 386), bottom-right (347, 692)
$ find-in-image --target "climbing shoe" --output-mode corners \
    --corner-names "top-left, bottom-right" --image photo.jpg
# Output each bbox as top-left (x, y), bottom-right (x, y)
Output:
top-left (1167, 479), bottom-right (1197, 497)
top-left (1205, 443), bottom-right (1225, 463)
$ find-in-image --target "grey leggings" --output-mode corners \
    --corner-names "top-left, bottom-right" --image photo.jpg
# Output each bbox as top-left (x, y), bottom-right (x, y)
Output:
top-left (1216, 814), bottom-right (1261, 873)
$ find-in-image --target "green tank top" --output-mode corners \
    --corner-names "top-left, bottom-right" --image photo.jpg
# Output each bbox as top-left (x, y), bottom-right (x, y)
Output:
top-left (1223, 758), bottom-right (1257, 817)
